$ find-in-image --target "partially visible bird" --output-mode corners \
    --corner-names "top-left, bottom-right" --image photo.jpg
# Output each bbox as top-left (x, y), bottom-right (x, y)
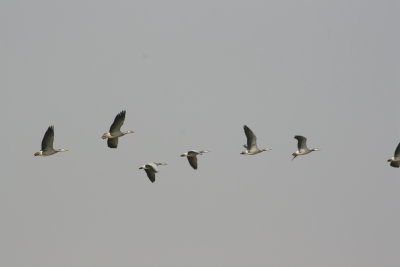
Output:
top-left (101, 110), bottom-right (134, 148)
top-left (139, 162), bottom-right (167, 183)
top-left (180, 150), bottom-right (211, 170)
top-left (240, 125), bottom-right (272, 155)
top-left (34, 126), bottom-right (69, 156)
top-left (292, 135), bottom-right (320, 160)
top-left (387, 142), bottom-right (400, 168)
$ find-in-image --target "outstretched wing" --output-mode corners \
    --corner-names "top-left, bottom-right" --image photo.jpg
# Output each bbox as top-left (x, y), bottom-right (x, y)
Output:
top-left (109, 110), bottom-right (126, 133)
top-left (244, 125), bottom-right (257, 150)
top-left (294, 135), bottom-right (307, 150)
top-left (394, 142), bottom-right (400, 157)
top-left (107, 137), bottom-right (118, 148)
top-left (187, 156), bottom-right (198, 170)
top-left (41, 126), bottom-right (54, 151)
top-left (145, 169), bottom-right (156, 182)
top-left (390, 161), bottom-right (400, 168)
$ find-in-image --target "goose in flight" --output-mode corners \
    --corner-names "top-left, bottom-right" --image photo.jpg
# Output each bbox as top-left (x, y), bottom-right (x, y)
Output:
top-left (388, 142), bottom-right (400, 168)
top-left (101, 110), bottom-right (134, 148)
top-left (180, 150), bottom-right (211, 169)
top-left (240, 125), bottom-right (272, 155)
top-left (139, 162), bottom-right (167, 183)
top-left (34, 126), bottom-right (69, 156)
top-left (292, 135), bottom-right (320, 160)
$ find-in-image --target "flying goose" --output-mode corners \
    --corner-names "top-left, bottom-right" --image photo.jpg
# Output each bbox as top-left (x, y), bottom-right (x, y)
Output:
top-left (34, 126), bottom-right (69, 156)
top-left (292, 135), bottom-right (320, 160)
top-left (388, 142), bottom-right (400, 168)
top-left (240, 125), bottom-right (272, 155)
top-left (139, 162), bottom-right (167, 183)
top-left (101, 110), bottom-right (134, 148)
top-left (180, 150), bottom-right (211, 169)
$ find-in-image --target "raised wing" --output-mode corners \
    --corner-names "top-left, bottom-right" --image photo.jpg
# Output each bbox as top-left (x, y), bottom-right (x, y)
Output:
top-left (107, 137), bottom-right (118, 148)
top-left (187, 156), bottom-right (198, 169)
top-left (244, 125), bottom-right (257, 150)
top-left (109, 110), bottom-right (126, 133)
top-left (394, 143), bottom-right (400, 157)
top-left (41, 126), bottom-right (55, 151)
top-left (294, 135), bottom-right (308, 150)
top-left (145, 168), bottom-right (156, 182)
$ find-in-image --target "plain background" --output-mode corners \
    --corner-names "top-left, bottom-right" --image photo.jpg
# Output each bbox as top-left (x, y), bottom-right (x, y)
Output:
top-left (1, 0), bottom-right (400, 266)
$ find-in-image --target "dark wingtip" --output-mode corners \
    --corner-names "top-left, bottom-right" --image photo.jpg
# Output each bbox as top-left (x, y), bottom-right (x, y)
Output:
top-left (390, 161), bottom-right (400, 168)
top-left (107, 143), bottom-right (118, 149)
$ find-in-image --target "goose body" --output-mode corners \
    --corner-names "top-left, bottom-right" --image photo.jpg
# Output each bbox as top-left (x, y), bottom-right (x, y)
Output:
top-left (240, 125), bottom-right (271, 155)
top-left (139, 162), bottom-right (167, 183)
top-left (101, 110), bottom-right (134, 148)
top-left (292, 135), bottom-right (319, 160)
top-left (34, 126), bottom-right (69, 156)
top-left (388, 142), bottom-right (400, 168)
top-left (180, 150), bottom-right (211, 170)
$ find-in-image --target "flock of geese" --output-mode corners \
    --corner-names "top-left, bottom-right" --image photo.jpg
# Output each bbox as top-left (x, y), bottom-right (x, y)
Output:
top-left (34, 110), bottom-right (400, 182)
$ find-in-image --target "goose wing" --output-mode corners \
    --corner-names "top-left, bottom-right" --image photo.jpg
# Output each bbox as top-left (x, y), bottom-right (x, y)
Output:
top-left (145, 169), bottom-right (156, 182)
top-left (244, 125), bottom-right (257, 150)
top-left (109, 110), bottom-right (126, 134)
top-left (390, 161), bottom-right (400, 168)
top-left (394, 143), bottom-right (400, 157)
top-left (187, 156), bottom-right (198, 169)
top-left (107, 137), bottom-right (118, 148)
top-left (145, 163), bottom-right (158, 182)
top-left (294, 135), bottom-right (308, 150)
top-left (41, 126), bottom-right (55, 151)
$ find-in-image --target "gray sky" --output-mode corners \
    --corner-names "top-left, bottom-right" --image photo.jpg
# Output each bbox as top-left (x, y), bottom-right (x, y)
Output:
top-left (2, 0), bottom-right (400, 266)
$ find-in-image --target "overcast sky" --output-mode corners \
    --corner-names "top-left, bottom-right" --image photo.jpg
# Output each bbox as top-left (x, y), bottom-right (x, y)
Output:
top-left (2, 0), bottom-right (400, 266)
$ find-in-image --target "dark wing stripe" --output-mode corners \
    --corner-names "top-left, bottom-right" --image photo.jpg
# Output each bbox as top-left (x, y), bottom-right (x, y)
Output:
top-left (188, 156), bottom-right (198, 170)
top-left (394, 143), bottom-right (400, 157)
top-left (295, 135), bottom-right (307, 150)
top-left (107, 137), bottom-right (118, 148)
top-left (145, 169), bottom-right (156, 182)
top-left (41, 126), bottom-right (55, 151)
top-left (244, 125), bottom-right (256, 149)
top-left (109, 110), bottom-right (126, 133)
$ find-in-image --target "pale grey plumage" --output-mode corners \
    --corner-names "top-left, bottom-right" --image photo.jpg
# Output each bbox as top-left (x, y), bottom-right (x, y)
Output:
top-left (101, 110), bottom-right (134, 148)
top-left (34, 126), bottom-right (69, 156)
top-left (139, 162), bottom-right (167, 183)
top-left (180, 150), bottom-right (211, 170)
top-left (292, 135), bottom-right (320, 160)
top-left (240, 125), bottom-right (271, 155)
